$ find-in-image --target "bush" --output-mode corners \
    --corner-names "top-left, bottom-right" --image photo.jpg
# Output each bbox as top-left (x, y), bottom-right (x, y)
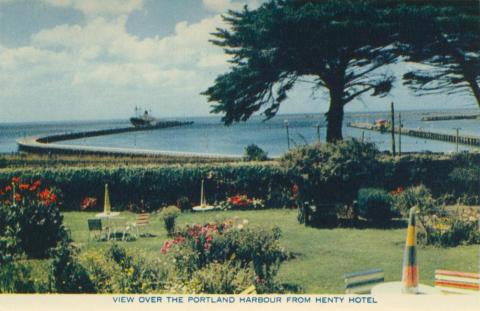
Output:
top-left (281, 139), bottom-right (380, 226)
top-left (176, 196), bottom-right (192, 212)
top-left (183, 262), bottom-right (256, 294)
top-left (243, 144), bottom-right (268, 161)
top-left (357, 188), bottom-right (395, 224)
top-left (392, 184), bottom-right (437, 217)
top-left (0, 164), bottom-right (290, 211)
top-left (161, 206), bottom-right (181, 236)
top-left (419, 217), bottom-right (480, 247)
top-left (50, 243), bottom-right (95, 293)
top-left (0, 178), bottom-right (67, 258)
top-left (0, 262), bottom-right (36, 293)
top-left (161, 220), bottom-right (287, 293)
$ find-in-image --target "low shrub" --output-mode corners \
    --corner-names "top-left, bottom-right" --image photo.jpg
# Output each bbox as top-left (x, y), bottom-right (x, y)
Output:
top-left (50, 243), bottom-right (95, 293)
top-left (419, 217), bottom-right (480, 247)
top-left (356, 188), bottom-right (395, 223)
top-left (281, 139), bottom-right (380, 226)
top-left (176, 196), bottom-right (192, 212)
top-left (182, 262), bottom-right (256, 294)
top-left (243, 144), bottom-right (269, 161)
top-left (0, 177), bottom-right (67, 258)
top-left (392, 184), bottom-right (437, 217)
top-left (161, 206), bottom-right (181, 236)
top-left (161, 220), bottom-right (287, 293)
top-left (0, 261), bottom-right (36, 293)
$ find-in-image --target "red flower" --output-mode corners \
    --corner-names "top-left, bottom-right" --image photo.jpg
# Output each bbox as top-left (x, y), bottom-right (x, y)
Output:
top-left (19, 183), bottom-right (29, 190)
top-left (14, 193), bottom-right (21, 202)
top-left (11, 177), bottom-right (20, 184)
top-left (4, 185), bottom-right (12, 192)
top-left (291, 184), bottom-right (299, 194)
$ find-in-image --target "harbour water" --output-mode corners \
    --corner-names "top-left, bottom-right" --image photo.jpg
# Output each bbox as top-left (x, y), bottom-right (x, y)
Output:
top-left (1, 109), bottom-right (479, 156)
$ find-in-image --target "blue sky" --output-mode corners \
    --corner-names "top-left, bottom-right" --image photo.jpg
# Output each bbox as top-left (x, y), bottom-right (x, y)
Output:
top-left (0, 0), bottom-right (476, 123)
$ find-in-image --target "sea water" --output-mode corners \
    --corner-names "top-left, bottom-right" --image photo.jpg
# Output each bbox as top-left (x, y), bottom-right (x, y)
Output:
top-left (0, 110), bottom-right (479, 156)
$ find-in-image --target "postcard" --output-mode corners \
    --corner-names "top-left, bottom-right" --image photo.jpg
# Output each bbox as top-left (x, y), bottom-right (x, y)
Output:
top-left (0, 1), bottom-right (479, 310)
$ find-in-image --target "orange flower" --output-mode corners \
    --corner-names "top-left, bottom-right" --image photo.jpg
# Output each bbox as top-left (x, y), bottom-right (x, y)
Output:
top-left (14, 193), bottom-right (21, 202)
top-left (19, 183), bottom-right (29, 190)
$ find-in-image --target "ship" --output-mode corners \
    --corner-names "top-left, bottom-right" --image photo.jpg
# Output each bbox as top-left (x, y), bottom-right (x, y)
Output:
top-left (130, 107), bottom-right (159, 127)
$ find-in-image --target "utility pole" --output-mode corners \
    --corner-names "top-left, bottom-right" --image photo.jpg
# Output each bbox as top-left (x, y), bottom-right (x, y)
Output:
top-left (390, 102), bottom-right (396, 157)
top-left (454, 128), bottom-right (461, 153)
top-left (316, 122), bottom-right (321, 143)
top-left (398, 112), bottom-right (402, 157)
top-left (284, 120), bottom-right (290, 150)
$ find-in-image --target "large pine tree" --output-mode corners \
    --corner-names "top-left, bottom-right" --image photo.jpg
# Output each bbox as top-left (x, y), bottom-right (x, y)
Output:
top-left (203, 0), bottom-right (399, 142)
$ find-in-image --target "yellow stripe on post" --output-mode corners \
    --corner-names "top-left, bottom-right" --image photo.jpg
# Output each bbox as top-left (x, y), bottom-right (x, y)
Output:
top-left (402, 207), bottom-right (419, 294)
top-left (406, 226), bottom-right (416, 246)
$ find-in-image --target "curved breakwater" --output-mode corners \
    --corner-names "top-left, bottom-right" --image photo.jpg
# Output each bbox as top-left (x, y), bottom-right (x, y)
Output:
top-left (16, 122), bottom-right (241, 161)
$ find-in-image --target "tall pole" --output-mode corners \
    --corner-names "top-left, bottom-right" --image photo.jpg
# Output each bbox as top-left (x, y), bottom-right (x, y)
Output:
top-left (398, 112), bottom-right (402, 157)
top-left (316, 122), bottom-right (321, 143)
top-left (284, 120), bottom-right (290, 150)
top-left (390, 102), bottom-right (396, 157)
top-left (455, 128), bottom-right (460, 153)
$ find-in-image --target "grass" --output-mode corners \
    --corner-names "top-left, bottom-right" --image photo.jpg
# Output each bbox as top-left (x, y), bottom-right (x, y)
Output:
top-left (60, 209), bottom-right (479, 294)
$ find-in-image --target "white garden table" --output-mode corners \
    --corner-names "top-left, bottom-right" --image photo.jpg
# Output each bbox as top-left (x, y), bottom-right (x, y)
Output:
top-left (95, 212), bottom-right (121, 239)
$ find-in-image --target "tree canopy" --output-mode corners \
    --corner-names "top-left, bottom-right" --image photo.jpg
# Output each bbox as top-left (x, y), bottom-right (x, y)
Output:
top-left (203, 0), bottom-right (399, 142)
top-left (397, 1), bottom-right (480, 106)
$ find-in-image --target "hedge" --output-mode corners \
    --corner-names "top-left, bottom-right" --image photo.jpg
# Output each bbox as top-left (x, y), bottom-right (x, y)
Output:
top-left (0, 164), bottom-right (292, 211)
top-left (1, 153), bottom-right (478, 211)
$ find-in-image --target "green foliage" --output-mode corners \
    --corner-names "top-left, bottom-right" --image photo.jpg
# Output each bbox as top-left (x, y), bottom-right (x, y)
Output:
top-left (356, 188), bottom-right (395, 224)
top-left (161, 206), bottom-right (181, 237)
top-left (203, 0), bottom-right (398, 141)
top-left (0, 261), bottom-right (36, 293)
top-left (0, 178), bottom-right (67, 258)
top-left (176, 196), bottom-right (192, 212)
top-left (0, 164), bottom-right (290, 211)
top-left (74, 244), bottom-right (169, 293)
top-left (184, 262), bottom-right (256, 294)
top-left (50, 243), bottom-right (95, 293)
top-left (281, 140), bottom-right (380, 225)
top-left (392, 184), bottom-right (438, 217)
top-left (163, 220), bottom-right (287, 293)
top-left (419, 217), bottom-right (480, 247)
top-left (243, 144), bottom-right (268, 161)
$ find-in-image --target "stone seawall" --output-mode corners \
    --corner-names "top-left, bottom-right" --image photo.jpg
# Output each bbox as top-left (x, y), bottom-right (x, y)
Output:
top-left (16, 122), bottom-right (241, 161)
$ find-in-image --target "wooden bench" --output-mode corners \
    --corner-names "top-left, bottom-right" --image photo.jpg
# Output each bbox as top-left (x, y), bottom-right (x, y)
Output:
top-left (435, 269), bottom-right (480, 294)
top-left (344, 268), bottom-right (384, 294)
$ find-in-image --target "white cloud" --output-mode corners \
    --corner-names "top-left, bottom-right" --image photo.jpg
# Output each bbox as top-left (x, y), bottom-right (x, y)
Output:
top-left (42, 0), bottom-right (144, 16)
top-left (0, 11), bottom-right (233, 121)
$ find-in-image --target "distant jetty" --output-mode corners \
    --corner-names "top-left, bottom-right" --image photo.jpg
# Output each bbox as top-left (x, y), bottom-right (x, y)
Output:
top-left (421, 114), bottom-right (480, 122)
top-left (16, 121), bottom-right (239, 160)
top-left (348, 122), bottom-right (480, 147)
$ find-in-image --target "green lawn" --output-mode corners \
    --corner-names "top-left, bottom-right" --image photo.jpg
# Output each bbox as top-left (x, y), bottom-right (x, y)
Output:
top-left (62, 209), bottom-right (479, 293)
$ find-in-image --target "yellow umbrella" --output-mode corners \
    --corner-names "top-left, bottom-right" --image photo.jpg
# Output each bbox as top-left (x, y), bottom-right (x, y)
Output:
top-left (402, 207), bottom-right (419, 294)
top-left (104, 184), bottom-right (111, 215)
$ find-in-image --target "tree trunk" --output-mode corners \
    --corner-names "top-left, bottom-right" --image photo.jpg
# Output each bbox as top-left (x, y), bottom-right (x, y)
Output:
top-left (325, 89), bottom-right (344, 142)
top-left (465, 76), bottom-right (480, 108)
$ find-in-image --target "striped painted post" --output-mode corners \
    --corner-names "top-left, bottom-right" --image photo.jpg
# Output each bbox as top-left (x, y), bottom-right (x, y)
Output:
top-left (104, 184), bottom-right (111, 215)
top-left (402, 207), bottom-right (418, 294)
